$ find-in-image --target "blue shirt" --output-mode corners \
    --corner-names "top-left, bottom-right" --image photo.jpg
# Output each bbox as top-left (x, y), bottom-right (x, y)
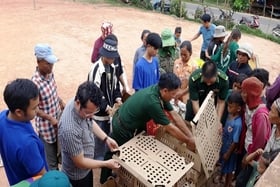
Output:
top-left (199, 24), bottom-right (216, 51)
top-left (133, 56), bottom-right (160, 91)
top-left (0, 110), bottom-right (48, 185)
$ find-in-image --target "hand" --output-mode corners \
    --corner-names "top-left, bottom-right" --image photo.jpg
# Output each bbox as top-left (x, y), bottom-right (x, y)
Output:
top-left (106, 106), bottom-right (113, 116)
top-left (218, 122), bottom-right (223, 135)
top-left (59, 100), bottom-right (66, 110)
top-left (187, 138), bottom-right (196, 152)
top-left (106, 159), bottom-right (120, 169)
top-left (106, 137), bottom-right (119, 151)
top-left (255, 148), bottom-right (264, 156)
top-left (223, 152), bottom-right (230, 161)
top-left (50, 117), bottom-right (58, 126)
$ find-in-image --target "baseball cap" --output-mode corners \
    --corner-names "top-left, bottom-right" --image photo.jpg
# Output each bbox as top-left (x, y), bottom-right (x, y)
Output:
top-left (161, 28), bottom-right (176, 47)
top-left (237, 43), bottom-right (253, 59)
top-left (34, 44), bottom-right (58, 64)
top-left (99, 38), bottom-right (119, 59)
top-left (30, 171), bottom-right (71, 187)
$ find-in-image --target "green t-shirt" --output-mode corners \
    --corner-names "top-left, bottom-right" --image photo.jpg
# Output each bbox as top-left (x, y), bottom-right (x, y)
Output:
top-left (188, 69), bottom-right (229, 105)
top-left (112, 85), bottom-right (173, 145)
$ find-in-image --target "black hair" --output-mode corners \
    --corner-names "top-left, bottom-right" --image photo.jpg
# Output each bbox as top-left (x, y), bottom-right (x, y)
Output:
top-left (201, 14), bottom-right (211, 22)
top-left (234, 73), bottom-right (248, 84)
top-left (202, 60), bottom-right (217, 78)
top-left (250, 68), bottom-right (270, 87)
top-left (175, 27), bottom-right (182, 34)
top-left (105, 34), bottom-right (118, 43)
top-left (222, 29), bottom-right (241, 57)
top-left (180, 40), bottom-right (192, 54)
top-left (4, 79), bottom-right (39, 113)
top-left (227, 91), bottom-right (244, 107)
top-left (158, 72), bottom-right (181, 90)
top-left (141, 29), bottom-right (151, 40)
top-left (262, 148), bottom-right (280, 167)
top-left (146, 32), bottom-right (162, 49)
top-left (74, 81), bottom-right (103, 109)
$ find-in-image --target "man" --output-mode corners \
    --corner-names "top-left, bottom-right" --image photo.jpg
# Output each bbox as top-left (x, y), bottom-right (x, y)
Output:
top-left (31, 44), bottom-right (65, 170)
top-left (58, 81), bottom-right (120, 187)
top-left (133, 32), bottom-right (162, 91)
top-left (185, 60), bottom-right (229, 125)
top-left (88, 36), bottom-right (122, 160)
top-left (190, 14), bottom-right (216, 61)
top-left (0, 79), bottom-right (48, 185)
top-left (101, 72), bottom-right (195, 184)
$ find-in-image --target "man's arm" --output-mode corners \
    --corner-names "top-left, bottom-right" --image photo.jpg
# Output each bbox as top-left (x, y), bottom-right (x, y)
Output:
top-left (190, 32), bottom-right (200, 42)
top-left (216, 98), bottom-right (226, 123)
top-left (191, 100), bottom-right (200, 115)
top-left (36, 110), bottom-right (58, 126)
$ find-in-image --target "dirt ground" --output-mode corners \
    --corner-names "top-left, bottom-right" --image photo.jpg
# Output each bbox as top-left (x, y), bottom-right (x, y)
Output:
top-left (0, 0), bottom-right (280, 186)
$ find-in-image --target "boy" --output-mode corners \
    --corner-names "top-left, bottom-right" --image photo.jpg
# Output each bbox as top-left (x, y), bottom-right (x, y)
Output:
top-left (190, 14), bottom-right (216, 61)
top-left (216, 91), bottom-right (244, 187)
top-left (32, 44), bottom-right (64, 170)
top-left (0, 79), bottom-right (48, 185)
top-left (174, 26), bottom-right (182, 47)
top-left (133, 32), bottom-right (162, 91)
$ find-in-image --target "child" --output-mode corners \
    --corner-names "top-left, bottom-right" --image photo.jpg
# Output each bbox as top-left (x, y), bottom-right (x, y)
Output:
top-left (190, 13), bottom-right (216, 61)
top-left (133, 32), bottom-right (162, 91)
top-left (174, 26), bottom-right (182, 47)
top-left (217, 91), bottom-right (244, 187)
top-left (245, 148), bottom-right (280, 187)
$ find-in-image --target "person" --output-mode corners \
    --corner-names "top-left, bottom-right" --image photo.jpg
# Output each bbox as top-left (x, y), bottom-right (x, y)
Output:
top-left (100, 72), bottom-right (195, 184)
top-left (185, 60), bottom-right (229, 125)
top-left (174, 26), bottom-right (182, 47)
top-left (190, 13), bottom-right (216, 61)
top-left (211, 28), bottom-right (241, 73)
top-left (227, 43), bottom-right (253, 88)
top-left (173, 40), bottom-right (196, 103)
top-left (235, 77), bottom-right (271, 187)
top-left (58, 81), bottom-right (120, 187)
top-left (232, 73), bottom-right (248, 92)
top-left (250, 68), bottom-right (270, 104)
top-left (264, 98), bottom-right (280, 152)
top-left (31, 44), bottom-right (65, 170)
top-left (88, 37), bottom-right (122, 160)
top-left (266, 74), bottom-right (280, 110)
top-left (30, 170), bottom-right (71, 187)
top-left (215, 91), bottom-right (244, 187)
top-left (91, 21), bottom-right (113, 63)
top-left (132, 29), bottom-right (151, 77)
top-left (205, 25), bottom-right (227, 60)
top-left (158, 28), bottom-right (179, 74)
top-left (0, 79), bottom-right (48, 185)
top-left (244, 148), bottom-right (280, 187)
top-left (133, 32), bottom-right (162, 91)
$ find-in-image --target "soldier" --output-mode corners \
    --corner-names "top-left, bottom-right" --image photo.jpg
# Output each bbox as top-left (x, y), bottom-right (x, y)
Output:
top-left (185, 60), bottom-right (229, 127)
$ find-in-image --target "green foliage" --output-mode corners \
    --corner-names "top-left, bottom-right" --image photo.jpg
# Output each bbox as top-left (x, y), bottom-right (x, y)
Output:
top-left (170, 0), bottom-right (188, 18)
top-left (229, 0), bottom-right (249, 12)
top-left (212, 19), bottom-right (235, 29)
top-left (130, 0), bottom-right (153, 9)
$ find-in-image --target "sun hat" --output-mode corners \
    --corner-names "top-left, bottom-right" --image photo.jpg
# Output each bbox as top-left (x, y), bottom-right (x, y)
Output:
top-left (237, 43), bottom-right (253, 59)
top-left (34, 44), bottom-right (58, 64)
top-left (99, 38), bottom-right (119, 58)
top-left (213, 25), bottom-right (228, 38)
top-left (30, 170), bottom-right (71, 187)
top-left (161, 28), bottom-right (176, 47)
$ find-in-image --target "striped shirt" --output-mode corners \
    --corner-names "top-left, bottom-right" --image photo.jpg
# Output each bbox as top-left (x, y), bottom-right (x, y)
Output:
top-left (58, 99), bottom-right (95, 180)
top-left (31, 68), bottom-right (61, 144)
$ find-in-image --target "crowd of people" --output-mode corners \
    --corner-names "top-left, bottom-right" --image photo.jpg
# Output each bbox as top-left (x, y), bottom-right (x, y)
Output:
top-left (0, 13), bottom-right (280, 187)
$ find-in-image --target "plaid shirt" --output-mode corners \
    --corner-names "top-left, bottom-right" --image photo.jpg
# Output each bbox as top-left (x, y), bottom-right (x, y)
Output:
top-left (32, 68), bottom-right (61, 144)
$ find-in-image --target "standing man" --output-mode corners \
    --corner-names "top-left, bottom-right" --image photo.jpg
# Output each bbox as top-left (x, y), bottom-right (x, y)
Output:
top-left (88, 37), bottom-right (122, 160)
top-left (101, 73), bottom-right (195, 184)
top-left (185, 60), bottom-right (229, 125)
top-left (190, 14), bottom-right (216, 61)
top-left (58, 81), bottom-right (120, 187)
top-left (32, 44), bottom-right (65, 170)
top-left (0, 79), bottom-right (48, 185)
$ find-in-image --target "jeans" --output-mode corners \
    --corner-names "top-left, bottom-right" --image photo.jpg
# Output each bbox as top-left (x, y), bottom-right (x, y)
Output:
top-left (70, 170), bottom-right (93, 187)
top-left (94, 120), bottom-right (110, 160)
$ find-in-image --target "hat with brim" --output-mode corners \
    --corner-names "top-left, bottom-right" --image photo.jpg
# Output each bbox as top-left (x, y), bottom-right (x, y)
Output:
top-left (30, 171), bottom-right (72, 187)
top-left (213, 25), bottom-right (228, 38)
top-left (35, 44), bottom-right (58, 64)
top-left (161, 28), bottom-right (176, 47)
top-left (99, 38), bottom-right (119, 59)
top-left (236, 43), bottom-right (253, 59)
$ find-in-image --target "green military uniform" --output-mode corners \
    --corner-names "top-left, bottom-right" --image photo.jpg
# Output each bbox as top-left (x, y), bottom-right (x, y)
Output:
top-left (158, 46), bottom-right (179, 74)
top-left (100, 84), bottom-right (173, 183)
top-left (185, 68), bottom-right (229, 121)
top-left (111, 84), bottom-right (173, 146)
